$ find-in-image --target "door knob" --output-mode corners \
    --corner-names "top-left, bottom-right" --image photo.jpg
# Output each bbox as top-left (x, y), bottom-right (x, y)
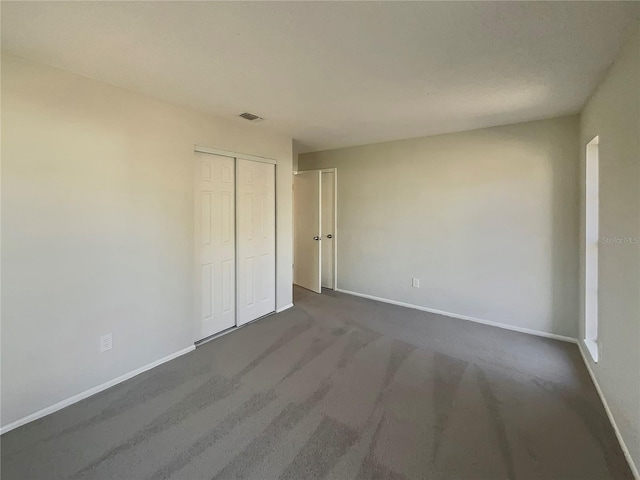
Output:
top-left (326, 234), bottom-right (333, 239)
top-left (313, 236), bottom-right (321, 241)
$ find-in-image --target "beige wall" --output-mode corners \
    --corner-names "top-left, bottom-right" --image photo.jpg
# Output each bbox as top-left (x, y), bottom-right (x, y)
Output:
top-left (579, 24), bottom-right (640, 474)
top-left (292, 140), bottom-right (300, 173)
top-left (0, 54), bottom-right (293, 428)
top-left (300, 116), bottom-right (580, 337)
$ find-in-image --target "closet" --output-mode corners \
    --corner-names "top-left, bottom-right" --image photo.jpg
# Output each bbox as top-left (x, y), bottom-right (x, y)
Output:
top-left (195, 149), bottom-right (276, 342)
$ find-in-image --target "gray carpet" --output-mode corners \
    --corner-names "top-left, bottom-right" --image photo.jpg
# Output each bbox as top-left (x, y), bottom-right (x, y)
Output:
top-left (1, 286), bottom-right (632, 479)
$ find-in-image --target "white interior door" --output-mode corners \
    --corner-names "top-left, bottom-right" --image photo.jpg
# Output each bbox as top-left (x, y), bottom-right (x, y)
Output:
top-left (294, 171), bottom-right (321, 293)
top-left (195, 153), bottom-right (236, 341)
top-left (321, 171), bottom-right (335, 289)
top-left (236, 159), bottom-right (276, 326)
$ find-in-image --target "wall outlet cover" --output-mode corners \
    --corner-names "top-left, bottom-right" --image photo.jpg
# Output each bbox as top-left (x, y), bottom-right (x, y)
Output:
top-left (100, 333), bottom-right (113, 352)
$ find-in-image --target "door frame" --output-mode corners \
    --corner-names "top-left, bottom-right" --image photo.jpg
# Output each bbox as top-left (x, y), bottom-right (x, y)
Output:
top-left (193, 145), bottom-right (278, 344)
top-left (294, 167), bottom-right (338, 292)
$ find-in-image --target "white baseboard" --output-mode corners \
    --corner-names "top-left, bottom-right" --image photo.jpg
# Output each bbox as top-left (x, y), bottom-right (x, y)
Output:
top-left (336, 287), bottom-right (638, 478)
top-left (3, 291), bottom-right (635, 478)
top-left (335, 288), bottom-right (576, 343)
top-left (276, 303), bottom-right (294, 313)
top-left (576, 341), bottom-right (639, 479)
top-left (0, 345), bottom-right (196, 436)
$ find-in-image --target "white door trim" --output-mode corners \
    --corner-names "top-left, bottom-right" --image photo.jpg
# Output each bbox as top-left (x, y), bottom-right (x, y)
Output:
top-left (194, 145), bottom-right (277, 165)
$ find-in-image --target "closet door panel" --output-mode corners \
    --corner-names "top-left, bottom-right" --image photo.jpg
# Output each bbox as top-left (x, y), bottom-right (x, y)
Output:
top-left (237, 159), bottom-right (276, 326)
top-left (195, 153), bottom-right (236, 340)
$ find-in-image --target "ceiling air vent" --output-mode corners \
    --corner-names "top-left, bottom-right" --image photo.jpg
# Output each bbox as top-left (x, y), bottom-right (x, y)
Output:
top-left (239, 112), bottom-right (263, 122)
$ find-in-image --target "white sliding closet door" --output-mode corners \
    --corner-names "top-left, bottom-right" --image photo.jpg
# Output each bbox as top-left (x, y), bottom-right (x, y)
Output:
top-left (236, 159), bottom-right (276, 326)
top-left (195, 153), bottom-right (236, 341)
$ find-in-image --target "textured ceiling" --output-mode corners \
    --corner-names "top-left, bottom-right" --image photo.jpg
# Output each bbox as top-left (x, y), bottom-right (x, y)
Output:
top-left (2, 2), bottom-right (639, 152)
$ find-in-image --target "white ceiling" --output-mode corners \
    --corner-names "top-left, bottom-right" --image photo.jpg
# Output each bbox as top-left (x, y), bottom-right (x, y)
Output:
top-left (2, 2), bottom-right (639, 153)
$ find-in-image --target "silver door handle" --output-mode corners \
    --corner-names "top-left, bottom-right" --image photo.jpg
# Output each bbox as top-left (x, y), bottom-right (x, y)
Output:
top-left (326, 234), bottom-right (333, 239)
top-left (313, 236), bottom-right (321, 241)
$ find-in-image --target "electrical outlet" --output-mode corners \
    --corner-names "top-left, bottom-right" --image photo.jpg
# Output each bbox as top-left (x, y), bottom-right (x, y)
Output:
top-left (100, 333), bottom-right (113, 352)
top-left (412, 278), bottom-right (420, 288)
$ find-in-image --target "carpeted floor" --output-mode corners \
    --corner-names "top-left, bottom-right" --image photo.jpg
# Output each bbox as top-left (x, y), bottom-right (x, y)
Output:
top-left (1, 286), bottom-right (632, 480)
